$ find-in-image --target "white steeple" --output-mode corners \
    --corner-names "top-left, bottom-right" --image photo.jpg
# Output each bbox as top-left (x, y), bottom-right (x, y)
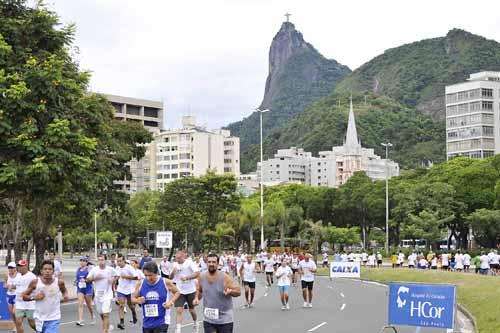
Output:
top-left (345, 96), bottom-right (360, 148)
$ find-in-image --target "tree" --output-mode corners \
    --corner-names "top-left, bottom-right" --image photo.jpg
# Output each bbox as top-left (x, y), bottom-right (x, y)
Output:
top-left (203, 222), bottom-right (235, 253)
top-left (325, 226), bottom-right (361, 251)
top-left (401, 210), bottom-right (451, 250)
top-left (239, 199), bottom-right (260, 253)
top-left (467, 209), bottom-right (500, 248)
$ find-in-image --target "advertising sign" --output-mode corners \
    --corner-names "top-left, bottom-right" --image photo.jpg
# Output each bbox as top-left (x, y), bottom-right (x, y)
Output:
top-left (156, 231), bottom-right (173, 249)
top-left (388, 283), bottom-right (456, 329)
top-left (330, 261), bottom-right (361, 278)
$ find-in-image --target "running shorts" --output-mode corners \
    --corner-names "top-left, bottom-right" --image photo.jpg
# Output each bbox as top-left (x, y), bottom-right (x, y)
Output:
top-left (175, 292), bottom-right (196, 309)
top-left (301, 281), bottom-right (314, 290)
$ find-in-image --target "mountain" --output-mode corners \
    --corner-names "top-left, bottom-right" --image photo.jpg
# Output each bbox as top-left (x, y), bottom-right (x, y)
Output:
top-left (241, 93), bottom-right (445, 173)
top-left (334, 29), bottom-right (500, 120)
top-left (226, 21), bottom-right (350, 153)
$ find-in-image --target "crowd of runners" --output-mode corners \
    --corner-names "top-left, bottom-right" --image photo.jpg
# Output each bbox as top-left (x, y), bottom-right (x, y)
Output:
top-left (2, 249), bottom-right (320, 333)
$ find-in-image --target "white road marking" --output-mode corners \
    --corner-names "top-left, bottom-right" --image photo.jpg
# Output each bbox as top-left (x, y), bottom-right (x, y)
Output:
top-left (60, 320), bottom-right (78, 326)
top-left (327, 286), bottom-right (334, 290)
top-left (340, 292), bottom-right (345, 298)
top-left (340, 303), bottom-right (346, 311)
top-left (61, 301), bottom-right (78, 306)
top-left (308, 321), bottom-right (327, 332)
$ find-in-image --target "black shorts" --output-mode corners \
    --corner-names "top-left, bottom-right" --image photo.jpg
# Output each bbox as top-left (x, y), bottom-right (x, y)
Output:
top-left (265, 272), bottom-right (274, 276)
top-left (203, 321), bottom-right (233, 333)
top-left (292, 268), bottom-right (298, 274)
top-left (143, 324), bottom-right (168, 333)
top-left (301, 280), bottom-right (314, 290)
top-left (161, 273), bottom-right (170, 279)
top-left (175, 292), bottom-right (196, 309)
top-left (377, 260), bottom-right (382, 265)
top-left (491, 264), bottom-right (499, 270)
top-left (243, 281), bottom-right (256, 289)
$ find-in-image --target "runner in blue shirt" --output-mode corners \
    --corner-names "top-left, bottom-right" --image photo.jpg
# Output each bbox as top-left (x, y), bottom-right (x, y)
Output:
top-left (75, 256), bottom-right (94, 326)
top-left (140, 249), bottom-right (153, 269)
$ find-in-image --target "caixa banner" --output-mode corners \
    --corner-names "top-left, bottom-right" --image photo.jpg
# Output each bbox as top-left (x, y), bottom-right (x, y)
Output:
top-left (330, 261), bottom-right (361, 278)
top-left (388, 283), bottom-right (456, 329)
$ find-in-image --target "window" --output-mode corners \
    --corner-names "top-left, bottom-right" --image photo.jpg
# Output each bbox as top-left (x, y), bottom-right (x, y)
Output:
top-left (180, 172), bottom-right (191, 177)
top-left (144, 121), bottom-right (158, 127)
top-left (484, 151), bottom-right (495, 158)
top-left (482, 101), bottom-right (493, 110)
top-left (481, 88), bottom-right (493, 98)
top-left (144, 107), bottom-right (159, 118)
top-left (180, 162), bottom-right (190, 169)
top-left (171, 164), bottom-right (178, 169)
top-left (111, 103), bottom-right (123, 114)
top-left (157, 174), bottom-right (163, 179)
top-left (126, 105), bottom-right (141, 116)
top-left (171, 173), bottom-right (178, 179)
top-left (143, 168), bottom-right (150, 173)
top-left (180, 153), bottom-right (190, 159)
top-left (171, 146), bottom-right (178, 151)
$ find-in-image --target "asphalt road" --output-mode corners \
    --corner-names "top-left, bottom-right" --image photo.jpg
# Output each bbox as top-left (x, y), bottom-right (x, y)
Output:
top-left (13, 274), bottom-right (458, 333)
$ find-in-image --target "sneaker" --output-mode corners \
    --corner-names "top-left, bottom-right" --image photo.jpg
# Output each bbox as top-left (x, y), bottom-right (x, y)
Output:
top-left (76, 321), bottom-right (84, 326)
top-left (286, 303), bottom-right (290, 310)
top-left (249, 302), bottom-right (254, 308)
top-left (175, 325), bottom-right (182, 333)
top-left (117, 323), bottom-right (125, 330)
top-left (130, 317), bottom-right (138, 324)
top-left (308, 303), bottom-right (313, 308)
top-left (281, 305), bottom-right (286, 310)
top-left (109, 324), bottom-right (114, 332)
top-left (303, 301), bottom-right (308, 308)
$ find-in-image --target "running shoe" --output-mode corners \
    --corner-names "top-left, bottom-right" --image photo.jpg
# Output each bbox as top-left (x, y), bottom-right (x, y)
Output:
top-left (75, 321), bottom-right (84, 326)
top-left (286, 303), bottom-right (290, 310)
top-left (281, 305), bottom-right (286, 310)
top-left (308, 303), bottom-right (312, 308)
top-left (303, 301), bottom-right (308, 308)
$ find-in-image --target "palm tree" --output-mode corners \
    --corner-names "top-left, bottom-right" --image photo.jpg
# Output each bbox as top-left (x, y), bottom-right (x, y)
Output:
top-left (203, 222), bottom-right (235, 253)
top-left (239, 201), bottom-right (260, 253)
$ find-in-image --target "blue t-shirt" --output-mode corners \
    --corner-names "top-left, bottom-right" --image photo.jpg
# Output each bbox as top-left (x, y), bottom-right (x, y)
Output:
top-left (75, 267), bottom-right (93, 294)
top-left (140, 257), bottom-right (153, 269)
top-left (140, 277), bottom-right (169, 328)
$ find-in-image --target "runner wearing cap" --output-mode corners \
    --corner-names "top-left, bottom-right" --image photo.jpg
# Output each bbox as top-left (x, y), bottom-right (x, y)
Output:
top-left (86, 254), bottom-right (117, 333)
top-left (75, 256), bottom-right (94, 326)
top-left (13, 260), bottom-right (36, 333)
top-left (22, 260), bottom-right (69, 333)
top-left (4, 262), bottom-right (19, 330)
top-left (115, 254), bottom-right (139, 329)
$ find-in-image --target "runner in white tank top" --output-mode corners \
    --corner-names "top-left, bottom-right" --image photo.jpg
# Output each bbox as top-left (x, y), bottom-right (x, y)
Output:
top-left (22, 260), bottom-right (69, 333)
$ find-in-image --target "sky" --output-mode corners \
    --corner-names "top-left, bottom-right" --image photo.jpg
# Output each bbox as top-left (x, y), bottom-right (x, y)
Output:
top-left (47, 0), bottom-right (500, 130)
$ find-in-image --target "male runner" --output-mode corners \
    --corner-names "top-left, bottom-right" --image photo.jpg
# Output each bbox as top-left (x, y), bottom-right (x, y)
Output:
top-left (132, 262), bottom-right (180, 333)
top-left (170, 251), bottom-right (200, 333)
top-left (140, 249), bottom-right (153, 269)
top-left (13, 260), bottom-right (36, 333)
top-left (75, 256), bottom-right (94, 326)
top-left (298, 254), bottom-right (317, 308)
top-left (48, 252), bottom-right (62, 278)
top-left (290, 253), bottom-right (299, 285)
top-left (115, 254), bottom-right (139, 329)
top-left (4, 262), bottom-right (19, 330)
top-left (159, 255), bottom-right (172, 279)
top-left (239, 255), bottom-right (257, 308)
top-left (263, 253), bottom-right (275, 286)
top-left (86, 254), bottom-right (117, 333)
top-left (22, 260), bottom-right (69, 333)
top-left (194, 253), bottom-right (241, 333)
top-left (275, 260), bottom-right (292, 310)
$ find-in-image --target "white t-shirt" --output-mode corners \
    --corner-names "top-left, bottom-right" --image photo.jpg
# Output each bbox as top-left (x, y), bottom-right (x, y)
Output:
top-left (276, 266), bottom-right (293, 286)
top-left (408, 254), bottom-right (417, 266)
top-left (489, 252), bottom-right (500, 265)
top-left (14, 271), bottom-right (37, 310)
top-left (160, 260), bottom-right (173, 276)
top-left (6, 273), bottom-right (19, 296)
top-left (431, 258), bottom-right (437, 268)
top-left (173, 259), bottom-right (199, 295)
top-left (242, 262), bottom-right (256, 282)
top-left (116, 264), bottom-right (137, 295)
top-left (441, 253), bottom-right (449, 266)
top-left (299, 260), bottom-right (317, 282)
top-left (368, 255), bottom-right (375, 266)
top-left (264, 258), bottom-right (275, 273)
top-left (291, 257), bottom-right (299, 269)
top-left (464, 253), bottom-right (471, 266)
top-left (419, 259), bottom-right (428, 268)
top-left (397, 253), bottom-right (405, 265)
top-left (480, 255), bottom-right (490, 269)
top-left (340, 254), bottom-right (348, 262)
top-left (455, 254), bottom-right (464, 269)
top-left (54, 260), bottom-right (62, 276)
top-left (361, 253), bottom-right (368, 262)
top-left (87, 266), bottom-right (116, 301)
top-left (135, 268), bottom-right (145, 281)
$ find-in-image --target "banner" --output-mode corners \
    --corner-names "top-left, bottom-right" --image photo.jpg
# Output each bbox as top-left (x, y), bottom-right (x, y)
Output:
top-left (156, 231), bottom-right (173, 249)
top-left (388, 282), bottom-right (456, 329)
top-left (330, 261), bottom-right (361, 278)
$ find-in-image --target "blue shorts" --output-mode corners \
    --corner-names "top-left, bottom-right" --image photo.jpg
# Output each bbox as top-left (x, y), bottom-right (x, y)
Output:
top-left (37, 319), bottom-right (60, 333)
top-left (77, 287), bottom-right (93, 297)
top-left (279, 285), bottom-right (290, 293)
top-left (7, 294), bottom-right (16, 305)
top-left (117, 292), bottom-right (131, 300)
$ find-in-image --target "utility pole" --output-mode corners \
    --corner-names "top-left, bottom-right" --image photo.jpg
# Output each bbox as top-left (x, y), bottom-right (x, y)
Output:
top-left (381, 142), bottom-right (393, 256)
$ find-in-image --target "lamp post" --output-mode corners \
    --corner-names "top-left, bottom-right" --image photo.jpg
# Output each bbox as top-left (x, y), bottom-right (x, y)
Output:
top-left (257, 108), bottom-right (270, 252)
top-left (381, 142), bottom-right (393, 256)
top-left (94, 210), bottom-right (98, 260)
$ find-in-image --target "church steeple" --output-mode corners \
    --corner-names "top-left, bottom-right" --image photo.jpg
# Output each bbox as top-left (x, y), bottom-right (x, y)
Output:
top-left (345, 96), bottom-right (360, 148)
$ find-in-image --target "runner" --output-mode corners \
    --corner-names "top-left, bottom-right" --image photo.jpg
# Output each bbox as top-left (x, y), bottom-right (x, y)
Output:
top-left (361, 251), bottom-right (368, 267)
top-left (408, 252), bottom-right (417, 269)
top-left (464, 251), bottom-right (471, 273)
top-left (4, 261), bottom-right (18, 330)
top-left (159, 256), bottom-right (172, 279)
top-left (115, 254), bottom-right (139, 329)
top-left (108, 253), bottom-right (118, 269)
top-left (275, 260), bottom-right (292, 310)
top-left (13, 260), bottom-right (36, 333)
top-left (441, 251), bottom-right (450, 271)
top-left (170, 251), bottom-right (200, 333)
top-left (290, 253), bottom-right (299, 285)
top-left (255, 251), bottom-right (262, 272)
top-left (193, 253), bottom-right (241, 333)
top-left (48, 252), bottom-right (62, 278)
top-left (131, 262), bottom-right (180, 333)
top-left (75, 256), bottom-right (94, 326)
top-left (376, 252), bottom-right (383, 268)
top-left (321, 252), bottom-right (329, 268)
top-left (455, 250), bottom-right (465, 272)
top-left (239, 255), bottom-right (257, 308)
top-left (368, 253), bottom-right (376, 268)
top-left (131, 259), bottom-right (145, 281)
top-left (21, 260), bottom-right (69, 333)
top-left (140, 249), bottom-right (153, 269)
top-left (263, 253), bottom-right (275, 286)
top-left (86, 254), bottom-right (117, 333)
top-left (199, 254), bottom-right (208, 273)
top-left (298, 253), bottom-right (317, 308)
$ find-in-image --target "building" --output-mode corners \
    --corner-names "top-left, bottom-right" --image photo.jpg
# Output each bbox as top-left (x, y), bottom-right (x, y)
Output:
top-left (445, 71), bottom-right (499, 159)
top-left (153, 116), bottom-right (240, 191)
top-left (261, 98), bottom-right (399, 187)
top-left (105, 94), bottom-right (164, 195)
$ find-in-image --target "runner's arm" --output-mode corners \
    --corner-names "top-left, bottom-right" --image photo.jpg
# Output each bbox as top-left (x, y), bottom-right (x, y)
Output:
top-left (223, 273), bottom-right (241, 297)
top-left (58, 279), bottom-right (69, 302)
top-left (21, 279), bottom-right (38, 301)
top-left (165, 278), bottom-right (180, 305)
top-left (194, 276), bottom-right (203, 302)
top-left (131, 281), bottom-right (145, 305)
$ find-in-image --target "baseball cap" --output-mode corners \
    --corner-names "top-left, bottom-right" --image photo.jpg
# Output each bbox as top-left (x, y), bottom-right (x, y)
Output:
top-left (17, 259), bottom-right (28, 266)
top-left (7, 262), bottom-right (16, 268)
top-left (80, 256), bottom-right (89, 261)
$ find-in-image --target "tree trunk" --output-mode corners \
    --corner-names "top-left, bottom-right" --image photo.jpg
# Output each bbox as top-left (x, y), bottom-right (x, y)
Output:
top-left (5, 241), bottom-right (12, 265)
top-left (34, 234), bottom-right (47, 275)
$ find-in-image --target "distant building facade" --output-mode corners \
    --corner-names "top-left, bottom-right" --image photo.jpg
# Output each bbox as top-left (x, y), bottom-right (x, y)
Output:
top-left (106, 94), bottom-right (163, 195)
top-left (445, 71), bottom-right (500, 159)
top-left (261, 98), bottom-right (399, 187)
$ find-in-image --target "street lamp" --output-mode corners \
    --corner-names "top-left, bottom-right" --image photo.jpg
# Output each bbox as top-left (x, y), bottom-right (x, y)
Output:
top-left (381, 142), bottom-right (393, 257)
top-left (94, 210), bottom-right (98, 260)
top-left (257, 108), bottom-right (270, 252)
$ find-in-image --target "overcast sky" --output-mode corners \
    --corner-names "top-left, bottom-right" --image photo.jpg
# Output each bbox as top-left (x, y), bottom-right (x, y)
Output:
top-left (48, 0), bottom-right (500, 130)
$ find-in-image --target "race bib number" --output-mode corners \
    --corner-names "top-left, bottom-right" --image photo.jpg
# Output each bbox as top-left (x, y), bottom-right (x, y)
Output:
top-left (204, 307), bottom-right (219, 320)
top-left (78, 281), bottom-right (87, 289)
top-left (144, 304), bottom-right (159, 317)
top-left (96, 290), bottom-right (105, 298)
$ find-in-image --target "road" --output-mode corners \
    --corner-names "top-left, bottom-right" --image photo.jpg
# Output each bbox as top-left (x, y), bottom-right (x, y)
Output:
top-left (14, 275), bottom-right (459, 333)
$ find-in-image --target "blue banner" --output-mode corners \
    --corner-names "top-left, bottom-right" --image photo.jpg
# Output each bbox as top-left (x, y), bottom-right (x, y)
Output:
top-left (0, 286), bottom-right (12, 321)
top-left (388, 282), bottom-right (456, 329)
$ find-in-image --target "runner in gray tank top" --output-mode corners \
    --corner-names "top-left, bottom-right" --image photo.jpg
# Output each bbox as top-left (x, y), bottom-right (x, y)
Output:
top-left (193, 253), bottom-right (241, 333)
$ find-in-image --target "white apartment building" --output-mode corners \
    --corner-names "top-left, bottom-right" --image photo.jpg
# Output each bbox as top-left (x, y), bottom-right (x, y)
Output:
top-left (153, 116), bottom-right (240, 191)
top-left (105, 94), bottom-right (164, 194)
top-left (445, 71), bottom-right (500, 159)
top-left (261, 98), bottom-right (399, 187)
